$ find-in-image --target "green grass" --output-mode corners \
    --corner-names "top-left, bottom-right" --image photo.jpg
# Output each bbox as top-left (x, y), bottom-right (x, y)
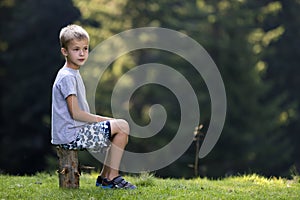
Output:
top-left (0, 172), bottom-right (299, 200)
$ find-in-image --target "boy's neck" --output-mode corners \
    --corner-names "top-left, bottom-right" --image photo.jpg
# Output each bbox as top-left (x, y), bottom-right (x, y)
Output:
top-left (64, 61), bottom-right (80, 70)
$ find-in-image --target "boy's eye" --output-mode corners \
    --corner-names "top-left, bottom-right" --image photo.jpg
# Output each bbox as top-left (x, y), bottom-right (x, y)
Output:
top-left (72, 47), bottom-right (88, 51)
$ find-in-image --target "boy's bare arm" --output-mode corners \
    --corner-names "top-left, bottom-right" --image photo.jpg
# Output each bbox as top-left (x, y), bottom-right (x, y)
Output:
top-left (66, 94), bottom-right (112, 123)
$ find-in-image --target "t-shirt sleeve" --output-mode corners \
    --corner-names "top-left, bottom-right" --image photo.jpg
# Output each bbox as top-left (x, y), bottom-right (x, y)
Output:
top-left (57, 75), bottom-right (77, 99)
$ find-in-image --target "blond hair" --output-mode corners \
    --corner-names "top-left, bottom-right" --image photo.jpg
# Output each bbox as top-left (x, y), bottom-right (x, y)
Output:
top-left (59, 24), bottom-right (90, 48)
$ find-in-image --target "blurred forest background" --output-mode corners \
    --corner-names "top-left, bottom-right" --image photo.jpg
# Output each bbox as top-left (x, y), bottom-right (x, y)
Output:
top-left (0, 0), bottom-right (299, 178)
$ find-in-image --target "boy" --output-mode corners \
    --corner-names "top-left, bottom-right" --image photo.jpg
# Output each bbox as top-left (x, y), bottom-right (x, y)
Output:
top-left (51, 24), bottom-right (136, 189)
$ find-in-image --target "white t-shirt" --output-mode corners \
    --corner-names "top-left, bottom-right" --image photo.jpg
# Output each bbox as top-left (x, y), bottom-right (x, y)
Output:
top-left (51, 66), bottom-right (89, 144)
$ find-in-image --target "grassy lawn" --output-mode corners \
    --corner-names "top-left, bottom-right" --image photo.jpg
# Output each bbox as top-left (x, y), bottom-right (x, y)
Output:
top-left (0, 172), bottom-right (299, 200)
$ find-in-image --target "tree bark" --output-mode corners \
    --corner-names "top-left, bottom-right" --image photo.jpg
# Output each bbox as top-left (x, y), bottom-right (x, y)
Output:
top-left (56, 147), bottom-right (80, 189)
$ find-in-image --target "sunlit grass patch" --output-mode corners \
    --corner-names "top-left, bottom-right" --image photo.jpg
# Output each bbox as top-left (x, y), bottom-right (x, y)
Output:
top-left (0, 173), bottom-right (299, 200)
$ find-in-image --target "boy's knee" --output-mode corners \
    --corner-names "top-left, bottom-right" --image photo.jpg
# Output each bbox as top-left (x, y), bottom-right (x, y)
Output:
top-left (118, 119), bottom-right (130, 134)
top-left (110, 119), bottom-right (130, 135)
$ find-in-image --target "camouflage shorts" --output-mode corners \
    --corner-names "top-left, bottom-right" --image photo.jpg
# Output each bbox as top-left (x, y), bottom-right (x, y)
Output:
top-left (59, 121), bottom-right (111, 152)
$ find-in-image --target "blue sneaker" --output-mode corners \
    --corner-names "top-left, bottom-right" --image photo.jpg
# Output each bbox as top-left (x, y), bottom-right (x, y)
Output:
top-left (95, 176), bottom-right (103, 187)
top-left (101, 176), bottom-right (136, 189)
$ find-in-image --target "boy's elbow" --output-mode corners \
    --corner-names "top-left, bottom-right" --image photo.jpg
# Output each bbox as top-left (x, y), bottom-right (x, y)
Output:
top-left (70, 112), bottom-right (76, 120)
top-left (69, 110), bottom-right (76, 120)
top-left (69, 109), bottom-right (80, 120)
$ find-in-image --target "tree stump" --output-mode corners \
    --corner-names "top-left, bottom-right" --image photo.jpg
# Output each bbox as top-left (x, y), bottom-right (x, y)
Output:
top-left (56, 147), bottom-right (80, 189)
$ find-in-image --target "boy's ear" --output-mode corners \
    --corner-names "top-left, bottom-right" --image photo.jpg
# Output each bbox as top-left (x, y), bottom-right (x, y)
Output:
top-left (61, 48), bottom-right (68, 57)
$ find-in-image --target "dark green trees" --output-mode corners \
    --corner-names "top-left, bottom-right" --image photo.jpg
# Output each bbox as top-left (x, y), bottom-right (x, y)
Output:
top-left (74, 0), bottom-right (294, 177)
top-left (0, 0), bottom-right (80, 174)
top-left (0, 0), bottom-right (298, 177)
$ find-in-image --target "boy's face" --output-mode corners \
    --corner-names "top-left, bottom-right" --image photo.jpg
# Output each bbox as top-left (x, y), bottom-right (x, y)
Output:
top-left (61, 38), bottom-right (89, 69)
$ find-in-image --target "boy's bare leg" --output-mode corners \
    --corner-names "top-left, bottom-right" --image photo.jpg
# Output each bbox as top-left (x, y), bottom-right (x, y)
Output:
top-left (100, 149), bottom-right (111, 178)
top-left (100, 119), bottom-right (129, 180)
